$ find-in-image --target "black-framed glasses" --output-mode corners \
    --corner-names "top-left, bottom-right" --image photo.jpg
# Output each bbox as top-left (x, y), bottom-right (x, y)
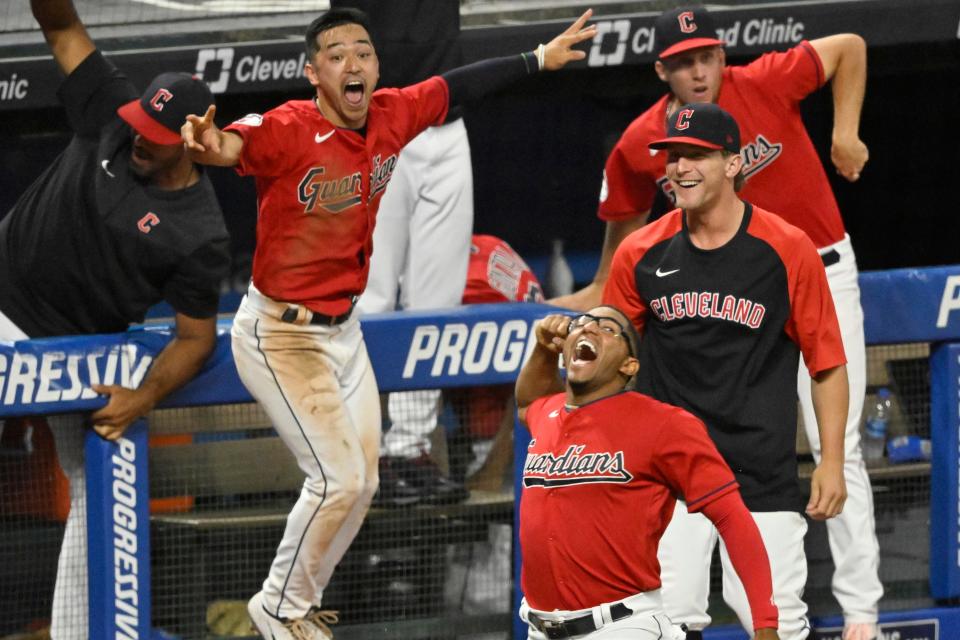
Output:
top-left (567, 313), bottom-right (634, 356)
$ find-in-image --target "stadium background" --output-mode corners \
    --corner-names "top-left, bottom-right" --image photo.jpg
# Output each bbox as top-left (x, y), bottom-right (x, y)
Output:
top-left (0, 1), bottom-right (958, 639)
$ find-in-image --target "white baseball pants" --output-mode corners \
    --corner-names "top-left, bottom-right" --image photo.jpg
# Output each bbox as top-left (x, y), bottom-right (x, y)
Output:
top-left (797, 234), bottom-right (883, 626)
top-left (232, 284), bottom-right (382, 619)
top-left (520, 590), bottom-right (684, 640)
top-left (357, 118), bottom-right (473, 458)
top-left (658, 502), bottom-right (810, 639)
top-left (0, 310), bottom-right (88, 640)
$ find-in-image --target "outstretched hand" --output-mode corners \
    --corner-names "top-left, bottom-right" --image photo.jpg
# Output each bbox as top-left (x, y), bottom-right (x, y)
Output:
top-left (542, 9), bottom-right (598, 71)
top-left (182, 104), bottom-right (221, 154)
top-left (535, 314), bottom-right (571, 354)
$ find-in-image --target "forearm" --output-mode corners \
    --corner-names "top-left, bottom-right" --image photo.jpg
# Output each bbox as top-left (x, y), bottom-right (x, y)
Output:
top-left (31, 0), bottom-right (81, 32)
top-left (441, 54), bottom-right (536, 106)
top-left (133, 330), bottom-right (215, 411)
top-left (515, 344), bottom-right (564, 414)
top-left (811, 365), bottom-right (849, 467)
top-left (31, 0), bottom-right (94, 75)
top-left (829, 35), bottom-right (867, 141)
top-left (701, 492), bottom-right (779, 630)
top-left (189, 130), bottom-right (243, 167)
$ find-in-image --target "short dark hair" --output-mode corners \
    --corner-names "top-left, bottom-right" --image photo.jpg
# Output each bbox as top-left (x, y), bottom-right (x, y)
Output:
top-left (305, 7), bottom-right (373, 58)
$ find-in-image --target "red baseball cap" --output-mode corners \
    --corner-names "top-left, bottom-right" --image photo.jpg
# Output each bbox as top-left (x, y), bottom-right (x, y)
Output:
top-left (655, 7), bottom-right (724, 60)
top-left (117, 72), bottom-right (214, 145)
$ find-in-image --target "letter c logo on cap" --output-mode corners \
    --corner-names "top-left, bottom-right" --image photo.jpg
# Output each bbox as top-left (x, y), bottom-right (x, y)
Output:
top-left (675, 108), bottom-right (694, 131)
top-left (677, 11), bottom-right (697, 33)
top-left (150, 88), bottom-right (173, 112)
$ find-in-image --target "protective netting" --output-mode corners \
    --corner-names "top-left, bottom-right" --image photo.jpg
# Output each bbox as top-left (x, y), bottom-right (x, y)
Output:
top-left (708, 342), bottom-right (934, 624)
top-left (146, 385), bottom-right (515, 639)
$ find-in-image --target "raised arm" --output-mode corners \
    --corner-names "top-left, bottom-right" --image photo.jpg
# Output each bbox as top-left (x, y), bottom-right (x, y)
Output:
top-left (30, 0), bottom-right (96, 75)
top-left (90, 313), bottom-right (218, 441)
top-left (442, 10), bottom-right (597, 106)
top-left (550, 214), bottom-right (648, 310)
top-left (806, 364), bottom-right (849, 520)
top-left (515, 314), bottom-right (569, 423)
top-left (809, 34), bottom-right (868, 182)
top-left (182, 105), bottom-right (244, 167)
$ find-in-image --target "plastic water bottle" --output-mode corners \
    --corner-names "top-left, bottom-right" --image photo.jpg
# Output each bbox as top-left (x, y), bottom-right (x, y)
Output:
top-left (863, 387), bottom-right (892, 462)
top-left (546, 238), bottom-right (574, 298)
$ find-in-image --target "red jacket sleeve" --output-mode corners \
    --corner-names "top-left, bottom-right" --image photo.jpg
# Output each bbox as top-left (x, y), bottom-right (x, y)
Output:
top-left (652, 410), bottom-right (739, 511)
top-left (784, 230), bottom-right (846, 376)
top-left (701, 491), bottom-right (779, 630)
top-left (603, 241), bottom-right (650, 334)
top-left (597, 138), bottom-right (658, 222)
top-left (735, 41), bottom-right (825, 108)
top-left (227, 110), bottom-right (293, 178)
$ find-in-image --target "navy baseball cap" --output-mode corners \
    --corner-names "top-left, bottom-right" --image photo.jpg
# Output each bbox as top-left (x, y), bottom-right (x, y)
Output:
top-left (117, 72), bottom-right (214, 145)
top-left (649, 103), bottom-right (740, 153)
top-left (655, 6), bottom-right (724, 59)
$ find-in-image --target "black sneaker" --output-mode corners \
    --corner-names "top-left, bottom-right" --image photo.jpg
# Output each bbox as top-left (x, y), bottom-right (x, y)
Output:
top-left (373, 456), bottom-right (423, 508)
top-left (389, 454), bottom-right (469, 505)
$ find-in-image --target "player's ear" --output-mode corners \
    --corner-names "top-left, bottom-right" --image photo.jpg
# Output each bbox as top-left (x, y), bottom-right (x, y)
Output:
top-left (619, 356), bottom-right (639, 379)
top-left (654, 60), bottom-right (668, 83)
top-left (304, 61), bottom-right (320, 89)
top-left (725, 152), bottom-right (743, 179)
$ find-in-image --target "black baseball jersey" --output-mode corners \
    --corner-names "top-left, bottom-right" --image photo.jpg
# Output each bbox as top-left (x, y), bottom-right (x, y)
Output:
top-left (604, 204), bottom-right (845, 511)
top-left (0, 51), bottom-right (229, 337)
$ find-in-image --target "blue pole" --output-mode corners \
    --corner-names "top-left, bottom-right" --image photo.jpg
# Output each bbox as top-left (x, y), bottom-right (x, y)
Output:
top-left (85, 420), bottom-right (152, 639)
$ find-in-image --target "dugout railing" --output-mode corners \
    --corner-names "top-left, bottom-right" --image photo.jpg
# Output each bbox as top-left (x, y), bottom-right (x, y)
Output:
top-left (2, 266), bottom-right (960, 639)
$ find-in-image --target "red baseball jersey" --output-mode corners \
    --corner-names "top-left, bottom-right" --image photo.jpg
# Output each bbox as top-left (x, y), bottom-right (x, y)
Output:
top-left (604, 204), bottom-right (845, 511)
top-left (520, 391), bottom-right (739, 611)
top-left (462, 234), bottom-right (543, 304)
top-left (599, 41), bottom-right (845, 249)
top-left (226, 77), bottom-right (449, 314)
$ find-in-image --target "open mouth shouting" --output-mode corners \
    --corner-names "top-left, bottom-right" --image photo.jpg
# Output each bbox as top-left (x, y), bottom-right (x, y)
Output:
top-left (344, 79), bottom-right (365, 108)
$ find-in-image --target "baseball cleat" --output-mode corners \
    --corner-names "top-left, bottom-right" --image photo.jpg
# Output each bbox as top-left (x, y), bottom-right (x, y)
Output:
top-left (247, 591), bottom-right (326, 640)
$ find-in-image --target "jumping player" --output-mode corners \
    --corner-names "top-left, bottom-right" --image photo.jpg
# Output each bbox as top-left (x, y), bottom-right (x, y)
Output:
top-left (604, 103), bottom-right (849, 640)
top-left (561, 7), bottom-right (880, 639)
top-left (0, 1), bottom-right (230, 638)
top-left (181, 8), bottom-right (597, 639)
top-left (515, 305), bottom-right (779, 640)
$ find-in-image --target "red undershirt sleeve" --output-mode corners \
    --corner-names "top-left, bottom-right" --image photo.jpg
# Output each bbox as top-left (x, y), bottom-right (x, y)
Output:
top-left (700, 491), bottom-right (779, 630)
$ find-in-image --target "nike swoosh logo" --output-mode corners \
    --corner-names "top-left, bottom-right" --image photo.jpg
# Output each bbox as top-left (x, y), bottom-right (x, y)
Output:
top-left (548, 410), bottom-right (560, 418)
top-left (655, 267), bottom-right (680, 277)
top-left (315, 130), bottom-right (335, 143)
top-left (100, 159), bottom-right (115, 178)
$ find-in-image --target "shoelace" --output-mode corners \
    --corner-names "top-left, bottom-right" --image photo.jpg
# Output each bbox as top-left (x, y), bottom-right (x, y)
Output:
top-left (304, 609), bottom-right (340, 638)
top-left (284, 617), bottom-right (320, 640)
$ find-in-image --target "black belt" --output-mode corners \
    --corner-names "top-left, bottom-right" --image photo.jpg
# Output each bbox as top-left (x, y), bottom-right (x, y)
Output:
top-left (821, 248), bottom-right (840, 267)
top-left (281, 306), bottom-right (353, 326)
top-left (528, 603), bottom-right (633, 639)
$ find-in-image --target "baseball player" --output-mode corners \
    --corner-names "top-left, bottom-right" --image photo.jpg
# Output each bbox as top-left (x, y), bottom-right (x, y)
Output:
top-left (181, 8), bottom-right (597, 639)
top-left (604, 103), bottom-right (849, 640)
top-left (559, 7), bottom-right (881, 639)
top-left (516, 305), bottom-right (780, 640)
top-left (0, 1), bottom-right (230, 638)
